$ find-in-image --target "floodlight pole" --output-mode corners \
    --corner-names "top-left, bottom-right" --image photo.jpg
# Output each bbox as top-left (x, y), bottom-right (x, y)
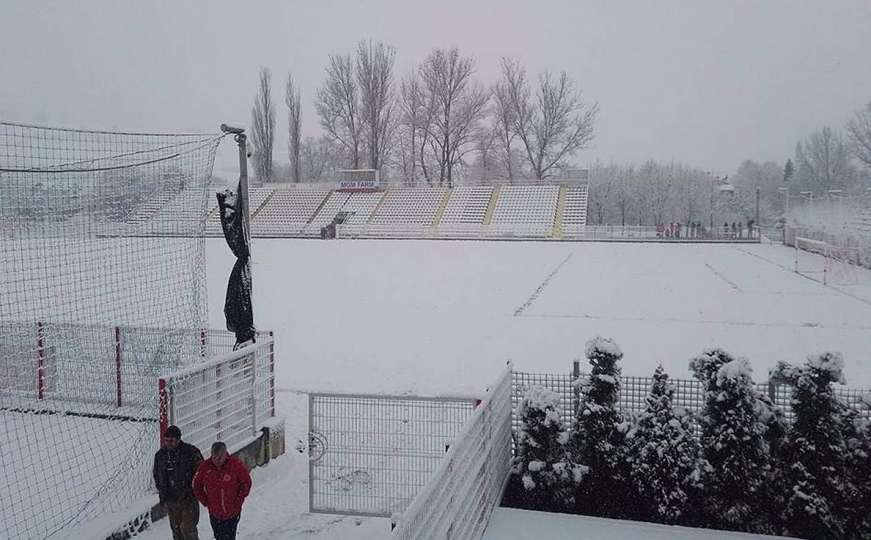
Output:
top-left (221, 124), bottom-right (251, 248)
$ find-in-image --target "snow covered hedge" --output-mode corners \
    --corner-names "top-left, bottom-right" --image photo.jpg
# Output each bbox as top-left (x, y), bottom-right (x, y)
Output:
top-left (503, 338), bottom-right (871, 539)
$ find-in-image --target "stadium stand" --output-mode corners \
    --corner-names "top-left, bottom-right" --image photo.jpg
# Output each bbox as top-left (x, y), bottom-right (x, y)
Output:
top-left (341, 192), bottom-right (386, 225)
top-left (440, 186), bottom-right (493, 225)
top-left (252, 188), bottom-right (329, 236)
top-left (126, 185), bottom-right (181, 226)
top-left (561, 185), bottom-right (589, 238)
top-left (490, 185), bottom-right (559, 237)
top-left (146, 181), bottom-right (599, 240)
top-left (304, 191), bottom-right (352, 235)
top-left (369, 187), bottom-right (448, 226)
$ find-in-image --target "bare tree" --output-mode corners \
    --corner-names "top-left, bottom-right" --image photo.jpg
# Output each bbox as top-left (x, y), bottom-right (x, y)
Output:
top-left (500, 59), bottom-right (599, 180)
top-left (846, 101), bottom-right (871, 168)
top-left (285, 73), bottom-right (301, 183)
top-left (794, 127), bottom-right (856, 193)
top-left (356, 40), bottom-right (397, 170)
top-left (300, 136), bottom-right (343, 182)
top-left (419, 47), bottom-right (489, 186)
top-left (316, 53), bottom-right (361, 168)
top-left (397, 70), bottom-right (432, 185)
top-left (250, 67), bottom-right (276, 180)
top-left (588, 162), bottom-right (617, 224)
top-left (492, 60), bottom-right (520, 180)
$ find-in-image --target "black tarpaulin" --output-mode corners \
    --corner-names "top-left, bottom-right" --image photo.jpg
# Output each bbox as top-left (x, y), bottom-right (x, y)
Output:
top-left (217, 185), bottom-right (255, 348)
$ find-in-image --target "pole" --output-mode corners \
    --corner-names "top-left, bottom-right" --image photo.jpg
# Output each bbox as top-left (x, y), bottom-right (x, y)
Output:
top-left (158, 378), bottom-right (169, 445)
top-left (220, 124), bottom-right (251, 251)
top-left (755, 186), bottom-right (760, 236)
top-left (709, 175), bottom-right (714, 231)
top-left (36, 322), bottom-right (45, 400)
top-left (115, 326), bottom-right (122, 407)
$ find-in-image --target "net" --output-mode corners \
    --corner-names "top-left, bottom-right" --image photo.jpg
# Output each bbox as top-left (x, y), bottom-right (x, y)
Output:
top-left (795, 236), bottom-right (860, 286)
top-left (0, 121), bottom-right (222, 540)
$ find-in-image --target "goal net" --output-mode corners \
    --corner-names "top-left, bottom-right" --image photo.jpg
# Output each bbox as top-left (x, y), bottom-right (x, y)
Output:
top-left (794, 236), bottom-right (860, 286)
top-left (0, 121), bottom-right (221, 539)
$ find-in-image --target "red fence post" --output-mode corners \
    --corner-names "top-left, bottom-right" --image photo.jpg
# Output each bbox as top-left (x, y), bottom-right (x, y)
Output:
top-left (269, 331), bottom-right (275, 417)
top-left (36, 322), bottom-right (45, 400)
top-left (158, 378), bottom-right (169, 446)
top-left (200, 329), bottom-right (207, 358)
top-left (115, 327), bottom-right (122, 407)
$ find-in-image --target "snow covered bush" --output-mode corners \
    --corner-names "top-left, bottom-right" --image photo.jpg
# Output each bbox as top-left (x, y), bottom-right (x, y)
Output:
top-left (689, 349), bottom-right (775, 533)
top-left (571, 336), bottom-right (630, 517)
top-left (511, 385), bottom-right (585, 511)
top-left (845, 393), bottom-right (871, 538)
top-left (626, 365), bottom-right (700, 524)
top-left (770, 353), bottom-right (866, 540)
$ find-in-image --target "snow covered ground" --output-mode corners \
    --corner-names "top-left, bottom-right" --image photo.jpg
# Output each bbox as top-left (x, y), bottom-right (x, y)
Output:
top-left (137, 238), bottom-right (871, 539)
top-left (482, 508), bottom-right (793, 540)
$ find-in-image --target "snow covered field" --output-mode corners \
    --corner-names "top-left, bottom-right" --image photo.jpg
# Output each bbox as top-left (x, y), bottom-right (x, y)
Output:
top-left (138, 238), bottom-right (871, 539)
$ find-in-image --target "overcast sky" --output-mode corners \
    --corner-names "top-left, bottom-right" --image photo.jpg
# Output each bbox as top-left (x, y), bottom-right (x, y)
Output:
top-left (2, 0), bottom-right (871, 178)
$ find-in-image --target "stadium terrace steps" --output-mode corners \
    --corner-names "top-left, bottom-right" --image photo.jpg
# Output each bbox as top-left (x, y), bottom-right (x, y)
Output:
top-left (369, 187), bottom-right (448, 225)
top-left (441, 186), bottom-right (494, 225)
top-left (253, 189), bottom-right (330, 236)
top-left (199, 183), bottom-right (590, 239)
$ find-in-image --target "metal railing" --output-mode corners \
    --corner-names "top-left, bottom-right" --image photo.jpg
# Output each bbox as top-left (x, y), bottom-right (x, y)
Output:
top-left (0, 321), bottom-right (247, 414)
top-left (308, 392), bottom-right (478, 517)
top-left (390, 365), bottom-right (513, 540)
top-left (159, 337), bottom-right (276, 454)
top-left (512, 360), bottom-right (871, 429)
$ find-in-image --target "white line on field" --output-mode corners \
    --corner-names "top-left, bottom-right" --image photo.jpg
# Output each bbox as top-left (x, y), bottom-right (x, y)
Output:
top-left (514, 312), bottom-right (871, 331)
top-left (514, 252), bottom-right (574, 317)
top-left (704, 262), bottom-right (742, 292)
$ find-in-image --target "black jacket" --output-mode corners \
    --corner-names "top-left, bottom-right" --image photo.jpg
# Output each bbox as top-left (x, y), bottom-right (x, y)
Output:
top-left (153, 441), bottom-right (204, 503)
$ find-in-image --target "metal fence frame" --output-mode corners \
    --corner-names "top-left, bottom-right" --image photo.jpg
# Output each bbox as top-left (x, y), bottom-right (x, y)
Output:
top-left (307, 392), bottom-right (479, 518)
top-left (158, 337), bottom-right (276, 454)
top-left (390, 364), bottom-right (513, 540)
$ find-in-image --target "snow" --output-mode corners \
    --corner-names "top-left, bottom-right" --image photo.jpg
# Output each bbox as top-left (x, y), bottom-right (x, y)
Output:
top-left (24, 238), bottom-right (871, 539)
top-left (586, 336), bottom-right (624, 359)
top-left (805, 351), bottom-right (846, 384)
top-left (716, 358), bottom-right (754, 384)
top-left (520, 386), bottom-right (560, 414)
top-left (482, 508), bottom-right (794, 540)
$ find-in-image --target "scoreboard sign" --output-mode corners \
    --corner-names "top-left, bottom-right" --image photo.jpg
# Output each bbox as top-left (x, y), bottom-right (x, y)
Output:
top-left (337, 169), bottom-right (381, 192)
top-left (338, 179), bottom-right (380, 190)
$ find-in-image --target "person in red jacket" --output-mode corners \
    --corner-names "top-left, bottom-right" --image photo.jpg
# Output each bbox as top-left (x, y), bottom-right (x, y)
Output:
top-left (192, 442), bottom-right (252, 540)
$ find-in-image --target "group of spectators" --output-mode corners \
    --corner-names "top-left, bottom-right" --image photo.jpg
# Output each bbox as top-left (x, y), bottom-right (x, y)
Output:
top-left (655, 220), bottom-right (756, 240)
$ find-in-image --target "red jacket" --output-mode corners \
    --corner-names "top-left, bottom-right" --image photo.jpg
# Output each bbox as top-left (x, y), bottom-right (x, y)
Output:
top-left (192, 455), bottom-right (252, 519)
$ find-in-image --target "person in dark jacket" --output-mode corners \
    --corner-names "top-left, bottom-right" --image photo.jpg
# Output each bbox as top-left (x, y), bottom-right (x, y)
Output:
top-left (153, 425), bottom-right (204, 540)
top-left (193, 441), bottom-right (252, 540)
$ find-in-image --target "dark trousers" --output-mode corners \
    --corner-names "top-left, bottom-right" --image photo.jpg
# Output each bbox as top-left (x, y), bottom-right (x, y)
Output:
top-left (209, 514), bottom-right (240, 540)
top-left (164, 497), bottom-right (200, 540)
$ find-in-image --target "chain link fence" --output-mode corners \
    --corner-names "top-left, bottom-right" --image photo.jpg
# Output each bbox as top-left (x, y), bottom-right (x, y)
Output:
top-left (512, 361), bottom-right (871, 430)
top-left (308, 392), bottom-right (478, 517)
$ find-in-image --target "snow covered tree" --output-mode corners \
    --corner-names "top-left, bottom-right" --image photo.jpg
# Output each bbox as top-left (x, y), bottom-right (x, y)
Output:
top-left (626, 365), bottom-right (700, 524)
top-left (844, 393), bottom-right (871, 539)
top-left (771, 353), bottom-right (858, 539)
top-left (511, 385), bottom-right (585, 511)
top-left (572, 336), bottom-right (630, 517)
top-left (690, 349), bottom-right (773, 533)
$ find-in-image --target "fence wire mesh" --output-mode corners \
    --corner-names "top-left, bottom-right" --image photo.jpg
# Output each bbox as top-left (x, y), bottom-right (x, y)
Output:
top-left (0, 121), bottom-right (222, 540)
top-left (512, 364), bottom-right (871, 431)
top-left (308, 393), bottom-right (477, 517)
top-left (161, 338), bottom-right (276, 455)
top-left (390, 365), bottom-right (513, 540)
